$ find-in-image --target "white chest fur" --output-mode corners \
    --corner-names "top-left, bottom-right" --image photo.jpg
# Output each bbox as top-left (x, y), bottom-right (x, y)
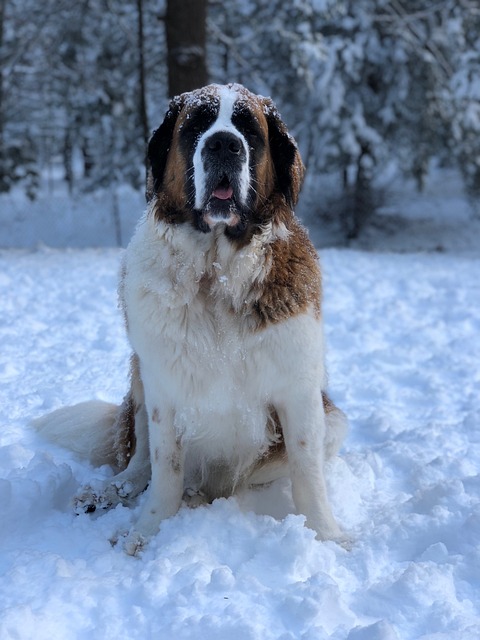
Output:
top-left (121, 213), bottom-right (324, 477)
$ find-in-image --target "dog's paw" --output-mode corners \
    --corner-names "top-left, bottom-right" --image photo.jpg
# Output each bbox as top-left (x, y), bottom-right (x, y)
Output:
top-left (73, 480), bottom-right (135, 515)
top-left (182, 487), bottom-right (208, 508)
top-left (122, 530), bottom-right (148, 557)
top-left (108, 528), bottom-right (147, 556)
top-left (108, 528), bottom-right (130, 548)
top-left (314, 528), bottom-right (354, 551)
top-left (73, 484), bottom-right (111, 514)
top-left (336, 532), bottom-right (354, 551)
top-left (325, 526), bottom-right (354, 551)
top-left (110, 479), bottom-right (135, 500)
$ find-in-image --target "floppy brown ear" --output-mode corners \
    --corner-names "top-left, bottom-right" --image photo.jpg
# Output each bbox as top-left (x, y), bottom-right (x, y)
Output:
top-left (146, 96), bottom-right (184, 201)
top-left (264, 100), bottom-right (305, 208)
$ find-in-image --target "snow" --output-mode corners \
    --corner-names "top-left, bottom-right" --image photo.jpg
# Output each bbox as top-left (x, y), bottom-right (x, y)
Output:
top-left (0, 184), bottom-right (144, 249)
top-left (1, 236), bottom-right (479, 638)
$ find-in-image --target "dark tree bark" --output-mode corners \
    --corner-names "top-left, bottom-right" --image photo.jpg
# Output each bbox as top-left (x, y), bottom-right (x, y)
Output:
top-left (0, 0), bottom-right (6, 191)
top-left (165, 0), bottom-right (208, 97)
top-left (341, 148), bottom-right (373, 241)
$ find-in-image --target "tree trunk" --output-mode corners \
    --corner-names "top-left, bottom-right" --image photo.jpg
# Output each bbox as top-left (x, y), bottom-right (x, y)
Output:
top-left (165, 0), bottom-right (208, 97)
top-left (0, 0), bottom-right (6, 191)
top-left (341, 155), bottom-right (372, 242)
top-left (63, 127), bottom-right (74, 194)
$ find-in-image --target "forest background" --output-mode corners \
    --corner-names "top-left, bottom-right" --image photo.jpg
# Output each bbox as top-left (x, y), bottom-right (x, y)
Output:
top-left (1, 0), bottom-right (479, 245)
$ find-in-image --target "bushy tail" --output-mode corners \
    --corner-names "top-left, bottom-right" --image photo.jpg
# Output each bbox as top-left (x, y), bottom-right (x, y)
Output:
top-left (32, 400), bottom-right (121, 469)
top-left (322, 392), bottom-right (349, 460)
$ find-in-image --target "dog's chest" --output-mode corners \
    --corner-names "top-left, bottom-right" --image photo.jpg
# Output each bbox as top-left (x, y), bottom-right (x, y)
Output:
top-left (122, 219), bottom-right (275, 450)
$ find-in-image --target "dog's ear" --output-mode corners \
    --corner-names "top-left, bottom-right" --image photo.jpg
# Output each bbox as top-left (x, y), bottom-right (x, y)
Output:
top-left (146, 96), bottom-right (184, 201)
top-left (263, 100), bottom-right (305, 208)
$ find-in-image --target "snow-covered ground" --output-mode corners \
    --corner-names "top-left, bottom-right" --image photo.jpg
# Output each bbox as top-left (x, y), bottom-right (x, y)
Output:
top-left (0, 183), bottom-right (144, 249)
top-left (1, 232), bottom-right (479, 638)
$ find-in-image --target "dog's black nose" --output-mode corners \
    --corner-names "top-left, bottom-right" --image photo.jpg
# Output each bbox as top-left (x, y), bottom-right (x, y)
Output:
top-left (206, 131), bottom-right (243, 156)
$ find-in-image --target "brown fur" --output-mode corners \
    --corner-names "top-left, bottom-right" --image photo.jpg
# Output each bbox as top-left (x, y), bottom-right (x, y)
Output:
top-left (162, 133), bottom-right (189, 209)
top-left (112, 354), bottom-right (143, 470)
top-left (252, 218), bottom-right (322, 330)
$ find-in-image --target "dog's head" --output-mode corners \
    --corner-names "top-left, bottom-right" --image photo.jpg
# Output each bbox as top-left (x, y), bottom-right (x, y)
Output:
top-left (147, 84), bottom-right (304, 237)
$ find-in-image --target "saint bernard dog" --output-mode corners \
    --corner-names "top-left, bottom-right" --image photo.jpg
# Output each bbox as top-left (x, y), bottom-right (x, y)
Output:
top-left (34, 83), bottom-right (348, 555)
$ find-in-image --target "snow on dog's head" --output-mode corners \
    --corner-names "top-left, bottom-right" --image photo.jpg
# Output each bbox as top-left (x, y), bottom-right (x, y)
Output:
top-left (146, 83), bottom-right (304, 240)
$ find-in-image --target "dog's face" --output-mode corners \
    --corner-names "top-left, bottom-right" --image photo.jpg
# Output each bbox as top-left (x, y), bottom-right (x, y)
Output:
top-left (147, 84), bottom-right (304, 238)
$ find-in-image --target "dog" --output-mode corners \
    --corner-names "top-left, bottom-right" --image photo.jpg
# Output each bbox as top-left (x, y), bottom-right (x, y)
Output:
top-left (34, 83), bottom-right (348, 555)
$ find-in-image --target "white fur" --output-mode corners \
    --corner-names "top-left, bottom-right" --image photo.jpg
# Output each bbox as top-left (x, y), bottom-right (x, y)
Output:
top-left (122, 215), bottom-right (285, 462)
top-left (119, 210), bottom-right (346, 552)
top-left (33, 401), bottom-right (119, 468)
top-left (193, 85), bottom-right (250, 210)
top-left (34, 209), bottom-right (347, 553)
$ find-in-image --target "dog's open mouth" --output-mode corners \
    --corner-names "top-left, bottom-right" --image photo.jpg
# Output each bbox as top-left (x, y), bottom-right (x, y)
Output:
top-left (203, 175), bottom-right (240, 229)
top-left (211, 175), bottom-right (233, 201)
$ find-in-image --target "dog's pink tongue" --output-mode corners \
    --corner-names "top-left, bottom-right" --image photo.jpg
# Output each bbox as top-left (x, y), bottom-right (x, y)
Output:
top-left (212, 184), bottom-right (233, 200)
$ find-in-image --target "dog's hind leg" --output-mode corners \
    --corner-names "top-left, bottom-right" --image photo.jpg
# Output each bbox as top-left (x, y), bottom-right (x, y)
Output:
top-left (73, 399), bottom-right (150, 513)
top-left (276, 387), bottom-right (346, 543)
top-left (74, 357), bottom-right (151, 513)
top-left (123, 404), bottom-right (185, 556)
top-left (247, 393), bottom-right (347, 490)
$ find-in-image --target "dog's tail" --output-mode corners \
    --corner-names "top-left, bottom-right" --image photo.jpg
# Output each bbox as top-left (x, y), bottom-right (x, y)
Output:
top-left (322, 392), bottom-right (349, 460)
top-left (32, 400), bottom-right (126, 470)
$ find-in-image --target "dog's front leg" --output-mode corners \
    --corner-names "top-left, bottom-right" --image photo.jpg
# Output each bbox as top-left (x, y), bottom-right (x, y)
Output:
top-left (278, 390), bottom-right (344, 543)
top-left (124, 407), bottom-right (184, 555)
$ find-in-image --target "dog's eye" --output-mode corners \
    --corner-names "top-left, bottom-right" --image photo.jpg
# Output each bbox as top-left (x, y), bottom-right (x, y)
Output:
top-left (183, 107), bottom-right (217, 138)
top-left (243, 127), bottom-right (258, 139)
top-left (184, 119), bottom-right (206, 135)
top-left (232, 109), bottom-right (263, 145)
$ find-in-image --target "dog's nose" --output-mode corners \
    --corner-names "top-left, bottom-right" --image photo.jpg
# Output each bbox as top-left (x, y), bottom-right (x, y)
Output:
top-left (206, 131), bottom-right (243, 156)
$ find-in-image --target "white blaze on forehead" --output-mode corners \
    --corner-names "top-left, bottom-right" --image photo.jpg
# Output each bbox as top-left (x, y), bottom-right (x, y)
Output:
top-left (193, 85), bottom-right (251, 210)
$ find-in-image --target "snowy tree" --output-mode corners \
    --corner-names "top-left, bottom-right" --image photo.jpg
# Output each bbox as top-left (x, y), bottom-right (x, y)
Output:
top-left (0, 0), bottom-right (44, 196)
top-left (208, 0), bottom-right (480, 236)
top-left (54, 1), bottom-right (152, 192)
top-left (0, 0), bottom-right (167, 196)
top-left (447, 3), bottom-right (480, 212)
top-left (2, 0), bottom-right (480, 239)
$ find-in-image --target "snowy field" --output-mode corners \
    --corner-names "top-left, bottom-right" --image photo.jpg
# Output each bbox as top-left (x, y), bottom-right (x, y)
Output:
top-left (1, 237), bottom-right (479, 639)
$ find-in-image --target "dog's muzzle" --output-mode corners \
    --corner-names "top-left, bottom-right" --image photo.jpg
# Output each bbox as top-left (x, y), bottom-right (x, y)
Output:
top-left (194, 129), bottom-right (250, 222)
